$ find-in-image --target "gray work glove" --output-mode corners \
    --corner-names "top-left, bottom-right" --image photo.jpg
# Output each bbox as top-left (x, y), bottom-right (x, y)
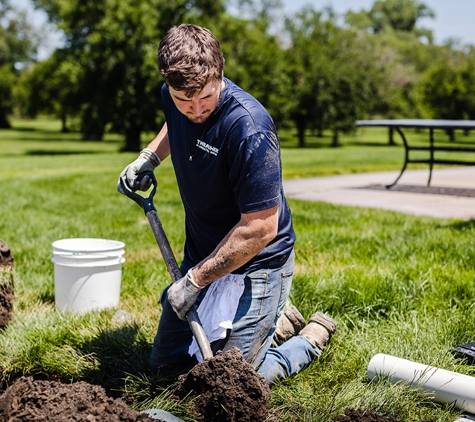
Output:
top-left (117, 148), bottom-right (161, 194)
top-left (167, 269), bottom-right (204, 321)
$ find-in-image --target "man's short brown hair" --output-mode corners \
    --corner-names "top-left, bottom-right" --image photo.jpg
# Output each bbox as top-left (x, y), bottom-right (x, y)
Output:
top-left (157, 24), bottom-right (225, 97)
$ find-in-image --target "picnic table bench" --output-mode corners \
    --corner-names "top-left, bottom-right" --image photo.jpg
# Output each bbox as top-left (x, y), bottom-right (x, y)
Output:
top-left (356, 119), bottom-right (475, 188)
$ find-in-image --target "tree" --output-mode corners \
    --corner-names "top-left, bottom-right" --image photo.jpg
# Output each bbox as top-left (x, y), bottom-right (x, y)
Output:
top-left (0, 0), bottom-right (38, 127)
top-left (421, 48), bottom-right (475, 126)
top-left (210, 14), bottom-right (289, 127)
top-left (284, 7), bottom-right (384, 147)
top-left (32, 0), bottom-right (226, 150)
top-left (345, 0), bottom-right (440, 130)
top-left (346, 0), bottom-right (434, 43)
top-left (17, 49), bottom-right (81, 132)
top-left (283, 8), bottom-right (334, 147)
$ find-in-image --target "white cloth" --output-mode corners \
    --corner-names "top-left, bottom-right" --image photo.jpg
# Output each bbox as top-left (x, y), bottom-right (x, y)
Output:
top-left (188, 273), bottom-right (245, 361)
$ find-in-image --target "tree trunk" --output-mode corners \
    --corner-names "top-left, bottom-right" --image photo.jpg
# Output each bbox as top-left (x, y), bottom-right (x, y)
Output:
top-left (388, 127), bottom-right (395, 145)
top-left (124, 124), bottom-right (142, 152)
top-left (0, 109), bottom-right (11, 129)
top-left (297, 123), bottom-right (306, 148)
top-left (332, 130), bottom-right (341, 147)
top-left (81, 118), bottom-right (104, 141)
top-left (61, 111), bottom-right (69, 133)
top-left (446, 129), bottom-right (455, 142)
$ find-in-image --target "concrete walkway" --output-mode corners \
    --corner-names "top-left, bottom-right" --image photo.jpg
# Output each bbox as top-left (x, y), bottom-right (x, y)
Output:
top-left (283, 167), bottom-right (475, 220)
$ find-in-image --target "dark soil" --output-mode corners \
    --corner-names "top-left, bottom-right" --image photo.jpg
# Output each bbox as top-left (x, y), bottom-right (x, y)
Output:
top-left (0, 239), bottom-right (14, 330)
top-left (177, 346), bottom-right (271, 421)
top-left (0, 240), bottom-right (14, 269)
top-left (333, 408), bottom-right (437, 422)
top-left (0, 376), bottom-right (157, 421)
top-left (0, 347), bottom-right (269, 421)
top-left (333, 409), bottom-right (401, 422)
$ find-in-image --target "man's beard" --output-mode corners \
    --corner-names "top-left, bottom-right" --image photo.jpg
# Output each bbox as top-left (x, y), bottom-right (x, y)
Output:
top-left (186, 113), bottom-right (210, 124)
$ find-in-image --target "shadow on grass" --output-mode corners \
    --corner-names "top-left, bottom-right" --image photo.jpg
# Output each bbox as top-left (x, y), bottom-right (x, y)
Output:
top-left (38, 291), bottom-right (55, 305)
top-left (280, 139), bottom-right (400, 149)
top-left (447, 219), bottom-right (475, 231)
top-left (26, 150), bottom-right (105, 156)
top-left (79, 323), bottom-right (153, 397)
top-left (11, 127), bottom-right (36, 132)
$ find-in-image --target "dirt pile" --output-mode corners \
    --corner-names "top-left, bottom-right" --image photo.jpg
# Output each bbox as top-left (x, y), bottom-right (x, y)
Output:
top-left (0, 376), bottom-right (156, 421)
top-left (0, 239), bottom-right (14, 330)
top-left (178, 346), bottom-right (270, 421)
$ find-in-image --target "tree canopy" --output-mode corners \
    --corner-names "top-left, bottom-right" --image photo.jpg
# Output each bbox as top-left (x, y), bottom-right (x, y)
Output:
top-left (7, 0), bottom-right (475, 148)
top-left (0, 0), bottom-right (38, 127)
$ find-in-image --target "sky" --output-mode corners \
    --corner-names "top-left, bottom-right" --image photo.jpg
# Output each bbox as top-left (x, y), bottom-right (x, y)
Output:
top-left (15, 0), bottom-right (475, 60)
top-left (282, 0), bottom-right (475, 46)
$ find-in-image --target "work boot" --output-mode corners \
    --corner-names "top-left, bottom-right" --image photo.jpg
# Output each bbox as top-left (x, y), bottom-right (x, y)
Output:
top-left (299, 312), bottom-right (337, 351)
top-left (273, 305), bottom-right (306, 346)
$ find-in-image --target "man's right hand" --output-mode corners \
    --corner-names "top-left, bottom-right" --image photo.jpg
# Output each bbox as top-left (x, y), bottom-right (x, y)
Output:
top-left (117, 148), bottom-right (161, 193)
top-left (167, 269), bottom-right (204, 321)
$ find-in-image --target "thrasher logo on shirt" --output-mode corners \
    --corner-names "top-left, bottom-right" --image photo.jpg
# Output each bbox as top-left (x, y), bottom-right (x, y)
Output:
top-left (196, 139), bottom-right (219, 156)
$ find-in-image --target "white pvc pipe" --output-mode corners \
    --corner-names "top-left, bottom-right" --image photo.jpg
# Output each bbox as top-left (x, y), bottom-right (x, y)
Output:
top-left (367, 353), bottom-right (475, 413)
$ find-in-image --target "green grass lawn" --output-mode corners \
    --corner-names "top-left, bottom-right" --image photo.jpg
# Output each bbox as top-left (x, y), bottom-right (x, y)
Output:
top-left (1, 118), bottom-right (475, 421)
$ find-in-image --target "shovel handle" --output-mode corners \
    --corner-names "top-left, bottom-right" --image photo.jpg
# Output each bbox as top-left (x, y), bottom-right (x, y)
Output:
top-left (146, 208), bottom-right (213, 360)
top-left (120, 172), bottom-right (213, 360)
top-left (119, 173), bottom-right (157, 214)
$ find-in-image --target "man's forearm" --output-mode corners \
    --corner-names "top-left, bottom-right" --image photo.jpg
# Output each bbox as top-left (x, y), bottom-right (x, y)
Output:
top-left (191, 206), bottom-right (278, 286)
top-left (147, 123), bottom-right (171, 161)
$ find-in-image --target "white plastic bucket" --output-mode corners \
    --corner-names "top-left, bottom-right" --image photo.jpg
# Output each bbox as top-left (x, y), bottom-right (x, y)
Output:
top-left (51, 238), bottom-right (125, 314)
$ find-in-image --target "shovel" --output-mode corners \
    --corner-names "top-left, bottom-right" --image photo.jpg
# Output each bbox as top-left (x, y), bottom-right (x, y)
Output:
top-left (119, 172), bottom-right (213, 360)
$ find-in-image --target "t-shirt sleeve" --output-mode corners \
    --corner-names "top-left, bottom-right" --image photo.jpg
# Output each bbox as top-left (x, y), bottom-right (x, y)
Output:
top-left (228, 131), bottom-right (282, 214)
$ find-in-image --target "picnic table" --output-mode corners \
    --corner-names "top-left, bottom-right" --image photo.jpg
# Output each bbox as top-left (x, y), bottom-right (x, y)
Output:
top-left (356, 119), bottom-right (475, 188)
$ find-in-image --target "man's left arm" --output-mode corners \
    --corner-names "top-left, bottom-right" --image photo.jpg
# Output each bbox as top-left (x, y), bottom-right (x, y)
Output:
top-left (166, 205), bottom-right (278, 319)
top-left (192, 205), bottom-right (279, 286)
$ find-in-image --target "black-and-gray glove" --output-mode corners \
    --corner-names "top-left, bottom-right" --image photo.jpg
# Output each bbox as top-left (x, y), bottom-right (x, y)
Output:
top-left (167, 269), bottom-right (204, 321)
top-left (117, 148), bottom-right (160, 194)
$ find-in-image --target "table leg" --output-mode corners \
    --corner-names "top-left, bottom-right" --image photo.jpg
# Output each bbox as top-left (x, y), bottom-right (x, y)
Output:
top-left (386, 127), bottom-right (408, 189)
top-left (428, 128), bottom-right (434, 186)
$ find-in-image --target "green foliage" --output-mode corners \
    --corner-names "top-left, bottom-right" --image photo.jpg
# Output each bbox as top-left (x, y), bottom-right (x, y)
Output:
top-left (213, 15), bottom-right (290, 126)
top-left (27, 0), bottom-right (227, 148)
top-left (16, 50), bottom-right (82, 132)
top-left (7, 0), bottom-right (475, 149)
top-left (1, 120), bottom-right (474, 421)
top-left (0, 0), bottom-right (38, 127)
top-left (421, 47), bottom-right (475, 120)
top-left (346, 0), bottom-right (435, 41)
top-left (284, 8), bottom-right (389, 146)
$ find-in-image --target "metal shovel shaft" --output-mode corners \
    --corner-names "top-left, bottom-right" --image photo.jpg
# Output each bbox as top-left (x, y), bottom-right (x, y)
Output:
top-left (119, 172), bottom-right (213, 360)
top-left (145, 209), bottom-right (213, 360)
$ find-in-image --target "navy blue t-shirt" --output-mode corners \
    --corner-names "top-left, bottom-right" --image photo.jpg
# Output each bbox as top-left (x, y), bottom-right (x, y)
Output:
top-left (161, 77), bottom-right (295, 273)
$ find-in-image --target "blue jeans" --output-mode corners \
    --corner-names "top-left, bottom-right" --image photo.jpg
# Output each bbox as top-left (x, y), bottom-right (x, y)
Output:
top-left (149, 250), bottom-right (320, 384)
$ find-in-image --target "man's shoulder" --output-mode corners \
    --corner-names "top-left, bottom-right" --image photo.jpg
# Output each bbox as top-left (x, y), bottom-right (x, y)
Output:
top-left (225, 79), bottom-right (263, 108)
top-left (222, 78), bottom-right (273, 127)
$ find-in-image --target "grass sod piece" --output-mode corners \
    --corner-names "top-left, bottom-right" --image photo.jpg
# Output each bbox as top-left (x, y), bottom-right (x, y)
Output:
top-left (1, 118), bottom-right (475, 421)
